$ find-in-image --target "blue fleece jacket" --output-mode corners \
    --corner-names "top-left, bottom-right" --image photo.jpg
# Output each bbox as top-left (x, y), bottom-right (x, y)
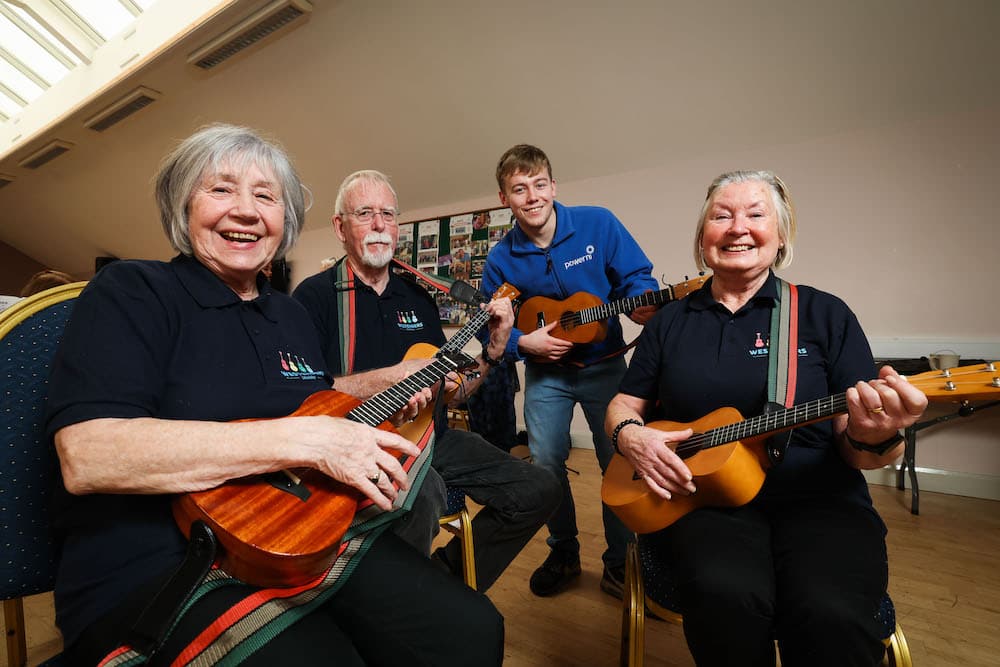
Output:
top-left (481, 200), bottom-right (658, 366)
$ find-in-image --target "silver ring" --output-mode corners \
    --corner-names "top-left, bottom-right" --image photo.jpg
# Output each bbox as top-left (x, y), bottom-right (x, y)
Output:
top-left (368, 471), bottom-right (381, 485)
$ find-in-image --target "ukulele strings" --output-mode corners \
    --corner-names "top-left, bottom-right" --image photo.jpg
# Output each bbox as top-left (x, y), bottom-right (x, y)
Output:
top-left (671, 393), bottom-right (852, 458)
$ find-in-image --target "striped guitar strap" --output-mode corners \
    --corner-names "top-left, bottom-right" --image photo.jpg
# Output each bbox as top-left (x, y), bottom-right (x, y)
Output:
top-left (764, 277), bottom-right (799, 465)
top-left (333, 257), bottom-right (357, 374)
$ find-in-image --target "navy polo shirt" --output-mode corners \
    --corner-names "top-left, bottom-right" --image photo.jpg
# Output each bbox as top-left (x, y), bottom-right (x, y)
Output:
top-left (293, 264), bottom-right (446, 374)
top-left (45, 255), bottom-right (332, 646)
top-left (621, 272), bottom-right (880, 508)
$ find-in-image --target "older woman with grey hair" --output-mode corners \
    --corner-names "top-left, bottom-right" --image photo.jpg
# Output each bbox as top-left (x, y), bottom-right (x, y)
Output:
top-left (45, 124), bottom-right (503, 666)
top-left (605, 170), bottom-right (926, 666)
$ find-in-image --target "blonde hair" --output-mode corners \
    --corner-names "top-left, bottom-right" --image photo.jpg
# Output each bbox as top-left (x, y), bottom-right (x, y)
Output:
top-left (19, 269), bottom-right (73, 297)
top-left (694, 170), bottom-right (796, 272)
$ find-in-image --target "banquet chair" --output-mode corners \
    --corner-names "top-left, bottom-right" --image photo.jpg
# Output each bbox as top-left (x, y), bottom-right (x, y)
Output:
top-left (437, 407), bottom-right (478, 589)
top-left (620, 539), bottom-right (912, 667)
top-left (1, 282), bottom-right (87, 667)
top-left (438, 486), bottom-right (477, 589)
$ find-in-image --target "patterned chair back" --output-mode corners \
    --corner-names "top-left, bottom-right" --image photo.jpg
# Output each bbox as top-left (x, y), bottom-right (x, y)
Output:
top-left (1, 282), bottom-right (85, 665)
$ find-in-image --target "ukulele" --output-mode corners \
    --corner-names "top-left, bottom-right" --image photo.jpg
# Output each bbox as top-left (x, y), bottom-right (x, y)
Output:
top-left (172, 349), bottom-right (477, 588)
top-left (602, 362), bottom-right (1000, 535)
top-left (402, 282), bottom-right (520, 402)
top-left (515, 274), bottom-right (709, 349)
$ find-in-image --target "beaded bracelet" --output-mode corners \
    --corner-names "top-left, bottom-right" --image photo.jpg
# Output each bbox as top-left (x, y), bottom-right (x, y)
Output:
top-left (611, 418), bottom-right (644, 454)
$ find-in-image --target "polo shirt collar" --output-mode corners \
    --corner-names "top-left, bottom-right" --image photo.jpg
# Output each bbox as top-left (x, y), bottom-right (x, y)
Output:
top-left (688, 270), bottom-right (780, 313)
top-left (171, 254), bottom-right (279, 321)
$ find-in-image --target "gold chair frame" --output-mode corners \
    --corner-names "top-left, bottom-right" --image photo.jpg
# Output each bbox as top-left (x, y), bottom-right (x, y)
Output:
top-left (620, 542), bottom-right (912, 667)
top-left (438, 407), bottom-right (477, 589)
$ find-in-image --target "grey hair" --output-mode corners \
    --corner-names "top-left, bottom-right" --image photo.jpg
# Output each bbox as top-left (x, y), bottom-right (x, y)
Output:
top-left (334, 169), bottom-right (399, 217)
top-left (154, 123), bottom-right (307, 259)
top-left (694, 170), bottom-right (796, 272)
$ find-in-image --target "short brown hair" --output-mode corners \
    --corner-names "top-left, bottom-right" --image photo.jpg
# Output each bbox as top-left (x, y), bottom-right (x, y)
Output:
top-left (495, 144), bottom-right (553, 191)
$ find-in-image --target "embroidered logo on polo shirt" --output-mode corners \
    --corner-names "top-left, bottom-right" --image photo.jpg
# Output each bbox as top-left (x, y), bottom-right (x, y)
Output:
top-left (278, 350), bottom-right (325, 380)
top-left (747, 333), bottom-right (808, 358)
top-left (397, 310), bottom-right (424, 331)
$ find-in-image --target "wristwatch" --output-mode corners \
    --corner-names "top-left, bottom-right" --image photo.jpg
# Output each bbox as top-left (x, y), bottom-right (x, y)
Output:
top-left (846, 430), bottom-right (904, 455)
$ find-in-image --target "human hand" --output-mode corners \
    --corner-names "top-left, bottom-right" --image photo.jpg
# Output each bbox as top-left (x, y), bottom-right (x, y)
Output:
top-left (301, 416), bottom-right (421, 511)
top-left (617, 423), bottom-right (697, 500)
top-left (629, 292), bottom-right (659, 325)
top-left (844, 365), bottom-right (928, 444)
top-left (389, 386), bottom-right (433, 427)
top-left (484, 297), bottom-right (514, 356)
top-left (517, 321), bottom-right (573, 362)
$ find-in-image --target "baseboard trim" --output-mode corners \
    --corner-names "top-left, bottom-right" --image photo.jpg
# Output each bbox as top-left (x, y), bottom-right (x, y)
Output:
top-left (863, 465), bottom-right (1000, 502)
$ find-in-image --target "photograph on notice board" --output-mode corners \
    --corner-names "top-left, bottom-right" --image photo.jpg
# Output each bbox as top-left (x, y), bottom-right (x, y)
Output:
top-left (395, 206), bottom-right (513, 326)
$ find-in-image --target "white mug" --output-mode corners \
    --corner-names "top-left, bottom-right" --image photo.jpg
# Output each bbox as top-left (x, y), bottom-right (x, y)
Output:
top-left (928, 350), bottom-right (960, 370)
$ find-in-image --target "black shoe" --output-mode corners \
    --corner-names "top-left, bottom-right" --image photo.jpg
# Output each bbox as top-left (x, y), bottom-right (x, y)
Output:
top-left (529, 549), bottom-right (581, 596)
top-left (600, 564), bottom-right (625, 600)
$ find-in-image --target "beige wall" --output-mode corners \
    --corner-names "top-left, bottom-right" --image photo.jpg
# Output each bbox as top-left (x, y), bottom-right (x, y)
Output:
top-left (288, 104), bottom-right (1000, 485)
top-left (0, 240), bottom-right (47, 296)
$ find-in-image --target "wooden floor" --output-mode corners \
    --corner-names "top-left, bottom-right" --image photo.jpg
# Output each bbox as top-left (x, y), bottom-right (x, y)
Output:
top-left (6, 447), bottom-right (1000, 666)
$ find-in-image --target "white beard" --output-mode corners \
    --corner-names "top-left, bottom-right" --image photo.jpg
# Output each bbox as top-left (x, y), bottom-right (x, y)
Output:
top-left (360, 231), bottom-right (394, 268)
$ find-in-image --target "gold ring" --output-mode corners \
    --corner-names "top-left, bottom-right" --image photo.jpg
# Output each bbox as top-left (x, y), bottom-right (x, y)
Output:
top-left (869, 406), bottom-right (884, 414)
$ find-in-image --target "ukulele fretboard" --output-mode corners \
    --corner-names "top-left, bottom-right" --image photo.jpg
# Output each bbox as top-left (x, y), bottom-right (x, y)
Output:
top-left (676, 393), bottom-right (850, 457)
top-left (346, 355), bottom-right (463, 427)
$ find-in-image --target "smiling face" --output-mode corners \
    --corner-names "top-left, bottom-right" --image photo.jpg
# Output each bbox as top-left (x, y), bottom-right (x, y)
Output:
top-left (700, 179), bottom-right (783, 284)
top-left (187, 161), bottom-right (285, 298)
top-left (499, 168), bottom-right (557, 242)
top-left (334, 178), bottom-right (399, 269)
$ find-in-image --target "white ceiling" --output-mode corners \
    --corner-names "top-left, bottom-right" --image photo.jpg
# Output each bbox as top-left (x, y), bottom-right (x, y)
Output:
top-left (0, 0), bottom-right (997, 276)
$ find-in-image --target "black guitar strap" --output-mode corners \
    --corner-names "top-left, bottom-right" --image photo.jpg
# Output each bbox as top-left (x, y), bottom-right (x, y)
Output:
top-left (126, 520), bottom-right (218, 658)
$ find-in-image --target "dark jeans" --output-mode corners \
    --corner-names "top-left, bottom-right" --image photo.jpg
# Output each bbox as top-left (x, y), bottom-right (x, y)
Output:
top-left (646, 496), bottom-right (888, 667)
top-left (66, 531), bottom-right (503, 666)
top-left (423, 428), bottom-right (561, 591)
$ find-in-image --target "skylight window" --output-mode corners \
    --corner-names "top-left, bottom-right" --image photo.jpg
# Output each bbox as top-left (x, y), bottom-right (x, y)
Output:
top-left (0, 0), bottom-right (157, 124)
top-left (0, 14), bottom-right (68, 85)
top-left (62, 0), bottom-right (136, 41)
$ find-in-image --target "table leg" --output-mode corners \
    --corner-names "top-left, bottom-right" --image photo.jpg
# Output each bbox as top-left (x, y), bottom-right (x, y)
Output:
top-left (903, 425), bottom-right (919, 515)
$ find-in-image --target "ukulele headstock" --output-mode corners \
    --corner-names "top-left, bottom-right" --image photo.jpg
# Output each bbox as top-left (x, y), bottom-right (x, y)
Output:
top-left (906, 361), bottom-right (1000, 403)
top-left (493, 282), bottom-right (521, 305)
top-left (671, 273), bottom-right (711, 300)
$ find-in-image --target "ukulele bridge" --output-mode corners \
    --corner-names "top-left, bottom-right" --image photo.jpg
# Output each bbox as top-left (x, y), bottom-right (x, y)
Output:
top-left (264, 470), bottom-right (312, 502)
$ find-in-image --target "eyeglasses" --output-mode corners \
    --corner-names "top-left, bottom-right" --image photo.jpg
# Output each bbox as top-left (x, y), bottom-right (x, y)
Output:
top-left (346, 208), bottom-right (398, 225)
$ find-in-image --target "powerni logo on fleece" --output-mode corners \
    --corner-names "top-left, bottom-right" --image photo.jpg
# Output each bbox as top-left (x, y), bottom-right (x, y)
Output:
top-left (565, 245), bottom-right (596, 270)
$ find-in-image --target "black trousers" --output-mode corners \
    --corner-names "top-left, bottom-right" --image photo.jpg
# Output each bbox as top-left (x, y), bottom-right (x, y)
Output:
top-left (431, 428), bottom-right (561, 591)
top-left (66, 531), bottom-right (504, 666)
top-left (645, 496), bottom-right (888, 667)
